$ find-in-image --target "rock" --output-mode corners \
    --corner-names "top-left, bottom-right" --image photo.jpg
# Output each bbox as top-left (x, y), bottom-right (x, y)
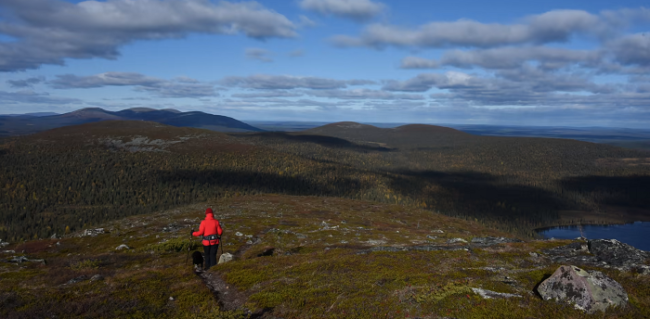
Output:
top-left (65, 275), bottom-right (88, 285)
top-left (426, 235), bottom-right (437, 240)
top-left (588, 239), bottom-right (649, 270)
top-left (2, 250), bottom-right (15, 254)
top-left (218, 253), bottom-right (233, 264)
top-left (0, 240), bottom-right (8, 247)
top-left (529, 252), bottom-right (539, 258)
top-left (431, 229), bottom-right (444, 233)
top-left (169, 296), bottom-right (174, 301)
top-left (90, 274), bottom-right (104, 282)
top-left (447, 238), bottom-right (468, 244)
top-left (115, 244), bottom-right (130, 250)
top-left (235, 232), bottom-right (243, 237)
top-left (9, 256), bottom-right (46, 264)
top-left (56, 241), bottom-right (61, 246)
top-left (50, 233), bottom-right (57, 239)
top-left (470, 237), bottom-right (523, 246)
top-left (637, 266), bottom-right (650, 275)
top-left (544, 239), bottom-right (649, 271)
top-left (79, 228), bottom-right (105, 237)
top-left (536, 265), bottom-right (628, 313)
top-left (471, 288), bottom-right (521, 299)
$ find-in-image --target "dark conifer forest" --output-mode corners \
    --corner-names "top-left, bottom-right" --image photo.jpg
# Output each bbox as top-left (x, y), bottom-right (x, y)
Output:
top-left (1, 120), bottom-right (649, 241)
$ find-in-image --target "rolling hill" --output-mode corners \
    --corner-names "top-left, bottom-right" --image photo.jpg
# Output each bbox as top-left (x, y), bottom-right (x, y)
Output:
top-left (1, 120), bottom-right (649, 242)
top-left (0, 107), bottom-right (263, 136)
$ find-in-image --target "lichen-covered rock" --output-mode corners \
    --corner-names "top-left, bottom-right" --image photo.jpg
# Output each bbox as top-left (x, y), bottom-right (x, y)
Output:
top-left (115, 244), bottom-right (130, 250)
top-left (537, 265), bottom-right (628, 313)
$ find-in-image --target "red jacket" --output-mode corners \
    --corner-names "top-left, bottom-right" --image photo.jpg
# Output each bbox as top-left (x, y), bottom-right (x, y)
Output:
top-left (192, 208), bottom-right (223, 246)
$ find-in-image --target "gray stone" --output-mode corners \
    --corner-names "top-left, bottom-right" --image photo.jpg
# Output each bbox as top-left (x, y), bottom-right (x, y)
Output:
top-left (90, 274), bottom-right (104, 282)
top-left (235, 232), bottom-right (243, 237)
top-left (470, 236), bottom-right (523, 246)
top-left (115, 244), bottom-right (130, 250)
top-left (447, 238), bottom-right (468, 244)
top-left (218, 252), bottom-right (233, 264)
top-left (431, 229), bottom-right (444, 233)
top-left (50, 233), bottom-right (57, 239)
top-left (65, 275), bottom-right (88, 285)
top-left (426, 235), bottom-right (437, 240)
top-left (471, 288), bottom-right (521, 299)
top-left (537, 265), bottom-right (628, 313)
top-left (79, 228), bottom-right (105, 237)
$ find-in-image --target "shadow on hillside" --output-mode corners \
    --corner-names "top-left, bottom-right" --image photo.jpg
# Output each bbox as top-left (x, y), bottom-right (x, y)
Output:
top-left (560, 175), bottom-right (650, 208)
top-left (388, 169), bottom-right (567, 225)
top-left (247, 132), bottom-right (393, 152)
top-left (155, 169), bottom-right (372, 197)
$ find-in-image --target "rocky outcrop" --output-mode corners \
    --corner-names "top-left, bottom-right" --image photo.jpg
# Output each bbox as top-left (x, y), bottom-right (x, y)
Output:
top-left (543, 239), bottom-right (649, 271)
top-left (589, 239), bottom-right (649, 270)
top-left (470, 236), bottom-right (523, 247)
top-left (537, 265), bottom-right (628, 313)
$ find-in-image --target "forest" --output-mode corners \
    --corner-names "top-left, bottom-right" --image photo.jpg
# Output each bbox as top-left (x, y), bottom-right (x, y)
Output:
top-left (1, 120), bottom-right (649, 241)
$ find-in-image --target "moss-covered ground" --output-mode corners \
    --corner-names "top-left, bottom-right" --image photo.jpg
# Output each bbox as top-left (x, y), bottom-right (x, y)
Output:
top-left (1, 194), bottom-right (648, 318)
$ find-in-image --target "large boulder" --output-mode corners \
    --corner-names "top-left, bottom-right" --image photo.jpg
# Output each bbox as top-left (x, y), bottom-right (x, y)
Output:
top-left (218, 252), bottom-right (233, 264)
top-left (537, 265), bottom-right (628, 313)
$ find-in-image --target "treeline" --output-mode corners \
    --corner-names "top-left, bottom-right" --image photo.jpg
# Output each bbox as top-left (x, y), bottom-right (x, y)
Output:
top-left (1, 121), bottom-right (649, 241)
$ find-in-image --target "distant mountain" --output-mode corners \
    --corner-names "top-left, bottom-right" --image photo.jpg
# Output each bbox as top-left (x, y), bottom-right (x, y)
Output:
top-left (0, 107), bottom-right (263, 136)
top-left (0, 112), bottom-right (59, 117)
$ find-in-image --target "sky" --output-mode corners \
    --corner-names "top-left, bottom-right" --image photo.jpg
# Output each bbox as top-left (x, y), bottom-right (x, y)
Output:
top-left (0, 0), bottom-right (649, 128)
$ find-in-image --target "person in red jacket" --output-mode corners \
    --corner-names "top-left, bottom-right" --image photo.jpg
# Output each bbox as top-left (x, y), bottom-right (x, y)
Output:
top-left (192, 208), bottom-right (223, 270)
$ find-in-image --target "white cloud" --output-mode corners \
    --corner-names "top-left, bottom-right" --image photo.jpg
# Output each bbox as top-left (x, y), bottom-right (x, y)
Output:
top-left (245, 48), bottom-right (273, 62)
top-left (50, 72), bottom-right (217, 98)
top-left (0, 0), bottom-right (296, 71)
top-left (299, 0), bottom-right (384, 21)
top-left (221, 74), bottom-right (373, 90)
top-left (332, 10), bottom-right (608, 49)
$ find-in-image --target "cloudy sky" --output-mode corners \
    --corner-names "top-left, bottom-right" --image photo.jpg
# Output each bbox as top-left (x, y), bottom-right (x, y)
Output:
top-left (1, 0), bottom-right (649, 127)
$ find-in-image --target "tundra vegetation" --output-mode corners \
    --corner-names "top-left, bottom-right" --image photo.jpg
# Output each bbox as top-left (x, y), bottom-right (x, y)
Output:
top-left (1, 195), bottom-right (649, 318)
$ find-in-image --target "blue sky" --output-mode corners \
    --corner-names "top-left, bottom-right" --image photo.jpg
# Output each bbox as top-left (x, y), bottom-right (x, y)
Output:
top-left (1, 0), bottom-right (649, 127)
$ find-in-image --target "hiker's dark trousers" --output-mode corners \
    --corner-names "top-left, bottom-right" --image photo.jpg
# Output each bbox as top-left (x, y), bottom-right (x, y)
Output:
top-left (203, 244), bottom-right (219, 269)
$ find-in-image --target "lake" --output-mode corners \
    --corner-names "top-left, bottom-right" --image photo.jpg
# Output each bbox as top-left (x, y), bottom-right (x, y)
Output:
top-left (538, 222), bottom-right (650, 251)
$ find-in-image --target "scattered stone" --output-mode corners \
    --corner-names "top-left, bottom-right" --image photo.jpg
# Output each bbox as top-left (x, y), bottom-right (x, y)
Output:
top-left (472, 288), bottom-right (521, 299)
top-left (426, 235), bottom-right (437, 240)
top-left (447, 238), bottom-right (468, 244)
top-left (90, 274), bottom-right (104, 282)
top-left (169, 296), bottom-right (174, 301)
top-left (50, 233), bottom-right (57, 239)
top-left (470, 237), bottom-right (523, 246)
top-left (56, 242), bottom-right (61, 246)
top-left (0, 240), bottom-right (8, 247)
top-left (537, 265), bottom-right (628, 313)
top-left (358, 245), bottom-right (469, 254)
top-left (65, 276), bottom-right (88, 285)
top-left (529, 252), bottom-right (539, 258)
top-left (79, 228), bottom-right (105, 237)
top-left (218, 253), bottom-right (233, 264)
top-left (115, 244), bottom-right (130, 251)
top-left (2, 250), bottom-right (15, 254)
top-left (8, 256), bottom-right (46, 264)
top-left (431, 229), bottom-right (444, 233)
top-left (235, 232), bottom-right (243, 237)
top-left (162, 224), bottom-right (182, 232)
top-left (246, 240), bottom-right (252, 245)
